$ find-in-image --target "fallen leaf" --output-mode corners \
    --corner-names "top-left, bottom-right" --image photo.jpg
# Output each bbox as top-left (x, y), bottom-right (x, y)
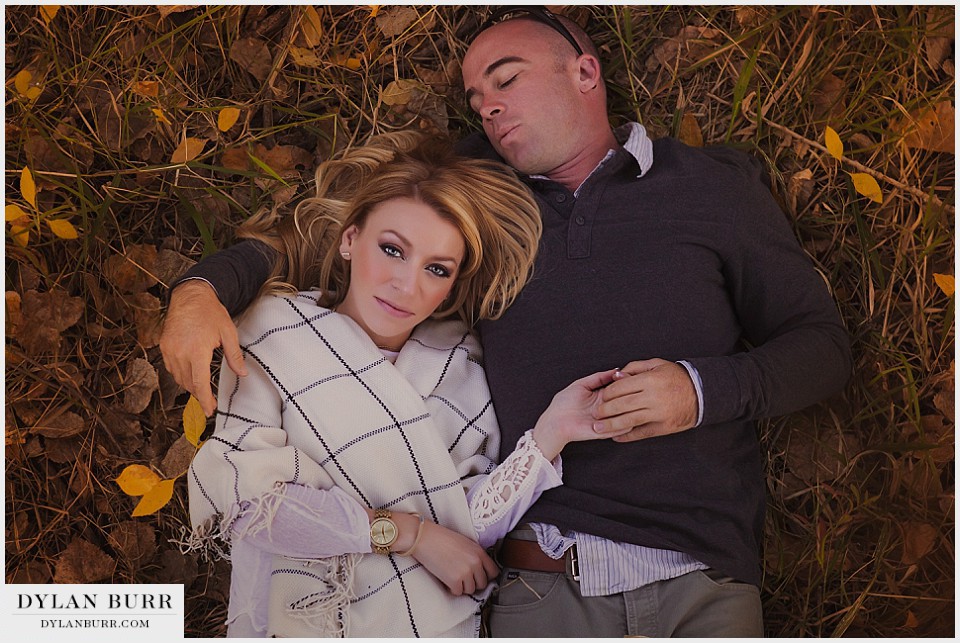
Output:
top-left (47, 218), bottom-right (79, 239)
top-left (901, 522), bottom-right (938, 564)
top-left (381, 79), bottom-right (422, 106)
top-left (787, 168), bottom-right (815, 216)
top-left (103, 243), bottom-right (159, 293)
top-left (301, 5), bottom-right (324, 48)
top-left (345, 57), bottom-right (362, 71)
top-left (108, 521), bottom-right (157, 567)
top-left (40, 5), bottom-right (60, 26)
top-left (21, 167), bottom-right (37, 209)
top-left (218, 106), bottom-right (241, 132)
top-left (159, 5), bottom-right (198, 20)
top-left (151, 108), bottom-right (171, 125)
top-left (923, 7), bottom-right (954, 73)
top-left (130, 291), bottom-right (162, 348)
top-left (375, 5), bottom-right (419, 37)
top-left (812, 73), bottom-right (846, 124)
top-left (825, 126), bottom-right (843, 160)
top-left (171, 136), bottom-right (206, 164)
top-left (229, 36), bottom-right (273, 83)
top-left (132, 80), bottom-right (159, 97)
top-left (14, 70), bottom-right (33, 96)
top-left (183, 396), bottom-right (207, 447)
top-left (649, 26), bottom-right (723, 73)
top-left (904, 611), bottom-right (919, 629)
top-left (133, 478), bottom-right (176, 516)
top-left (161, 434), bottom-right (198, 478)
top-left (6, 291), bottom-right (23, 336)
top-left (898, 102), bottom-right (955, 154)
top-left (54, 538), bottom-right (116, 583)
top-left (9, 223), bottom-right (31, 248)
top-left (6, 204), bottom-right (28, 222)
top-left (116, 463), bottom-right (161, 496)
top-left (31, 410), bottom-right (85, 439)
top-left (934, 273), bottom-right (955, 297)
top-left (122, 357), bottom-right (159, 413)
top-left (14, 289), bottom-right (84, 354)
top-left (154, 248), bottom-right (196, 287)
top-left (735, 6), bottom-right (768, 29)
top-left (154, 548), bottom-right (198, 586)
top-left (850, 172), bottom-right (883, 203)
top-left (678, 112), bottom-right (703, 147)
top-left (288, 45), bottom-right (325, 68)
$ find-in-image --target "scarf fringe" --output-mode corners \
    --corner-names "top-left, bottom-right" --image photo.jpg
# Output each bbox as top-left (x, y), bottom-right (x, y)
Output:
top-left (282, 553), bottom-right (359, 637)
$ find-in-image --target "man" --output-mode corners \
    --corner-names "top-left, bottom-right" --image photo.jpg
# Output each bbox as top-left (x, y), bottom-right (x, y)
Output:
top-left (161, 8), bottom-right (851, 637)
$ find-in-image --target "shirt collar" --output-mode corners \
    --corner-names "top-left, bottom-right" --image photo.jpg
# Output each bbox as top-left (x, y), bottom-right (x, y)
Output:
top-left (530, 122), bottom-right (655, 196)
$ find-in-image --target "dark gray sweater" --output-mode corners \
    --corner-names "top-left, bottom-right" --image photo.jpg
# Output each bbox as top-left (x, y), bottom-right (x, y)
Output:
top-left (177, 135), bottom-right (851, 586)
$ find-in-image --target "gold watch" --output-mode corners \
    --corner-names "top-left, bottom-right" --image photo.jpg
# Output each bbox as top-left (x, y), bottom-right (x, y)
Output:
top-left (370, 509), bottom-right (398, 554)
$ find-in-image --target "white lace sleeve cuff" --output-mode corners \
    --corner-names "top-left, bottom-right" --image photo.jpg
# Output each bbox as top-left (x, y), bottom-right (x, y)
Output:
top-left (468, 430), bottom-right (562, 547)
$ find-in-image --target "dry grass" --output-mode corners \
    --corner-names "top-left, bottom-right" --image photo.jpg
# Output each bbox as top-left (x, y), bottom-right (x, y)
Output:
top-left (5, 5), bottom-right (954, 637)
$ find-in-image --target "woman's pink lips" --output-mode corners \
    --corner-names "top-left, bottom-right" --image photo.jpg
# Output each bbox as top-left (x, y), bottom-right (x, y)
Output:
top-left (375, 297), bottom-right (413, 317)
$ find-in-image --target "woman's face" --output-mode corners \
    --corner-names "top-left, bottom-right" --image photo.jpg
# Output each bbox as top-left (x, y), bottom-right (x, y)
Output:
top-left (336, 197), bottom-right (466, 351)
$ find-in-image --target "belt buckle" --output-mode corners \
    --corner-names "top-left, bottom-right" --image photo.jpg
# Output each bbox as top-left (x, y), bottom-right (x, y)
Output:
top-left (566, 544), bottom-right (580, 581)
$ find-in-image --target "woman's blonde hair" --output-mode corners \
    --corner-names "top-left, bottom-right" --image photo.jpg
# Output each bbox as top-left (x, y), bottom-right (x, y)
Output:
top-left (237, 131), bottom-right (542, 326)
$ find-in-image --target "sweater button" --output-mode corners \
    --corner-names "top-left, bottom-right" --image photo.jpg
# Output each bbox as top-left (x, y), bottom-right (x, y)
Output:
top-left (575, 215), bottom-right (585, 225)
top-left (556, 194), bottom-right (567, 203)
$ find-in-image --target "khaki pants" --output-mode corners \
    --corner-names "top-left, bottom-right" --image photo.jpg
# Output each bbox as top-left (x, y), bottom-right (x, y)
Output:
top-left (487, 567), bottom-right (763, 638)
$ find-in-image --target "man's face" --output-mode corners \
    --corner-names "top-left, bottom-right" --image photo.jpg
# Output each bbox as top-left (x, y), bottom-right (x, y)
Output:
top-left (462, 20), bottom-right (584, 176)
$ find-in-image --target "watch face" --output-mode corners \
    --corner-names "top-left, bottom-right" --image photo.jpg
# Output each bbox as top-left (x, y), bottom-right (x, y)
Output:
top-left (371, 517), bottom-right (398, 546)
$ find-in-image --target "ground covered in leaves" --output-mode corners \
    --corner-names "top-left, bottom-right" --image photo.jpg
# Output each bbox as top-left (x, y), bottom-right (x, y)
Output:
top-left (5, 5), bottom-right (954, 637)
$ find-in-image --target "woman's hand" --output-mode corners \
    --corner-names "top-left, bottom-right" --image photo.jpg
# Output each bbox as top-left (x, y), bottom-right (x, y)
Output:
top-left (531, 368), bottom-right (631, 460)
top-left (405, 518), bottom-right (499, 596)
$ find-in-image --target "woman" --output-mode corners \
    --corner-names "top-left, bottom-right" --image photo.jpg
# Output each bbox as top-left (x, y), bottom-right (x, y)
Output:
top-left (187, 132), bottom-right (626, 637)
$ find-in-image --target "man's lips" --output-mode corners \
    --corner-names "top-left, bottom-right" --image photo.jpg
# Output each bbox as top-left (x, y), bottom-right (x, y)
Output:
top-left (496, 123), bottom-right (520, 145)
top-left (375, 297), bottom-right (413, 317)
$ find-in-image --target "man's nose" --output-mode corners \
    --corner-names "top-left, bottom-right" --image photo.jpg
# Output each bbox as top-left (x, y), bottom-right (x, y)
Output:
top-left (479, 96), bottom-right (502, 120)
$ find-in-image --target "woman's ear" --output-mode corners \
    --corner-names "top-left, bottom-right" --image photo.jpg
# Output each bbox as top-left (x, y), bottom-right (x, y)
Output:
top-left (339, 225), bottom-right (359, 256)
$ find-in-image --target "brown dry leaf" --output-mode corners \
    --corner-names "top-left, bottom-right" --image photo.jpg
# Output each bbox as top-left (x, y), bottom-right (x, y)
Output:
top-left (904, 611), bottom-right (920, 629)
top-left (300, 5), bottom-right (324, 48)
top-left (130, 291), bottom-right (162, 348)
top-left (901, 522), bottom-right (938, 565)
top-left (382, 79), bottom-right (423, 107)
top-left (171, 136), bottom-right (206, 164)
top-left (288, 45), bottom-right (325, 68)
top-left (649, 26), bottom-right (723, 73)
top-left (220, 146), bottom-right (252, 172)
top-left (6, 291), bottom-right (23, 336)
top-left (812, 73), bottom-right (846, 124)
top-left (154, 248), bottom-right (196, 287)
top-left (11, 561), bottom-right (51, 584)
top-left (14, 289), bottom-right (84, 354)
top-left (376, 6), bottom-right (419, 37)
top-left (31, 409), bottom-right (85, 439)
top-left (898, 102), bottom-right (955, 154)
top-left (132, 80), bottom-right (160, 98)
top-left (933, 376), bottom-right (954, 422)
top-left (54, 538), bottom-right (116, 583)
top-left (924, 7), bottom-right (954, 73)
top-left (161, 434), bottom-right (198, 478)
top-left (104, 243), bottom-right (159, 293)
top-left (155, 548), bottom-right (199, 586)
top-left (229, 37), bottom-right (273, 83)
top-left (735, 6), bottom-right (768, 29)
top-left (25, 130), bottom-right (92, 176)
top-left (678, 113), bottom-right (703, 147)
top-left (108, 521), bottom-right (157, 567)
top-left (787, 169), bottom-right (815, 216)
top-left (123, 357), bottom-right (159, 413)
top-left (159, 5), bottom-right (198, 20)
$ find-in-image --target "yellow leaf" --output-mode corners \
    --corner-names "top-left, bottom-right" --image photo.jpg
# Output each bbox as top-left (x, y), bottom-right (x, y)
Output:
top-left (288, 46), bottom-right (324, 68)
top-left (183, 395), bottom-right (207, 447)
top-left (899, 101), bottom-right (955, 154)
top-left (171, 137), bottom-right (205, 164)
top-left (115, 464), bottom-right (161, 496)
top-left (151, 108), bottom-right (171, 125)
top-left (824, 126), bottom-right (843, 160)
top-left (47, 218), bottom-right (79, 239)
top-left (21, 167), bottom-right (37, 209)
top-left (9, 223), bottom-right (30, 248)
top-left (14, 70), bottom-right (32, 96)
top-left (40, 6), bottom-right (60, 26)
top-left (850, 172), bottom-right (882, 203)
top-left (302, 6), bottom-right (324, 48)
top-left (346, 57), bottom-right (362, 71)
top-left (934, 273), bottom-right (955, 297)
top-left (5, 204), bottom-right (27, 222)
top-left (26, 86), bottom-right (41, 100)
top-left (217, 106), bottom-right (241, 132)
top-left (132, 478), bottom-right (176, 516)
top-left (369, 5), bottom-right (381, 18)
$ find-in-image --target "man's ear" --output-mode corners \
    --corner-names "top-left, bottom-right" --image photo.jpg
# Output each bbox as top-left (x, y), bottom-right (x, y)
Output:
top-left (577, 55), bottom-right (603, 93)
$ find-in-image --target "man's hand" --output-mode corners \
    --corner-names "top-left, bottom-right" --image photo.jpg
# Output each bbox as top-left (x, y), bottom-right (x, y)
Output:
top-left (592, 359), bottom-right (699, 443)
top-left (159, 280), bottom-right (246, 416)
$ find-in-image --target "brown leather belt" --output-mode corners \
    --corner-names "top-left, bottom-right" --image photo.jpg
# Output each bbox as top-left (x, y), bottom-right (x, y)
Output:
top-left (498, 537), bottom-right (578, 578)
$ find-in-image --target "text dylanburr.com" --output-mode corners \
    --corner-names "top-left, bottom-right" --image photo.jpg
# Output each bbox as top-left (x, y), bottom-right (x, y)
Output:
top-left (6, 584), bottom-right (184, 640)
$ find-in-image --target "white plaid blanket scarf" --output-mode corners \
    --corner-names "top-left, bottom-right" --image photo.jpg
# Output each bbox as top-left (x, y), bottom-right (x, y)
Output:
top-left (188, 292), bottom-right (500, 637)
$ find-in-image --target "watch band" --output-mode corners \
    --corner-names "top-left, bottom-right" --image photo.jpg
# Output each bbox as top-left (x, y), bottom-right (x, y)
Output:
top-left (370, 509), bottom-right (398, 554)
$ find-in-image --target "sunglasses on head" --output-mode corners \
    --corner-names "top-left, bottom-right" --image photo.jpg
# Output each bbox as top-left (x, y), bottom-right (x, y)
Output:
top-left (477, 6), bottom-right (584, 57)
